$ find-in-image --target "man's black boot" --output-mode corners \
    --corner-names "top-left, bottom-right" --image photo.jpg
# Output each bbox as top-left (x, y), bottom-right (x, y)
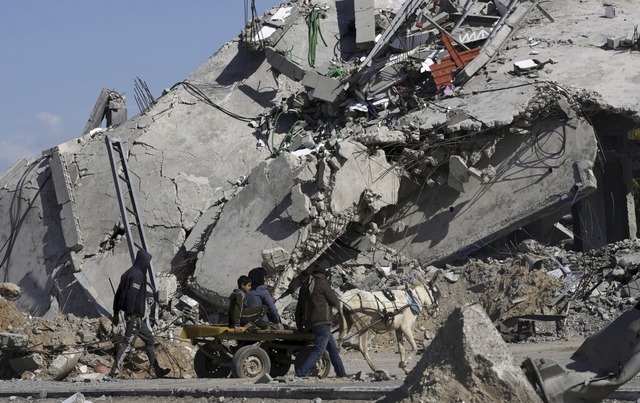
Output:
top-left (153, 363), bottom-right (170, 378)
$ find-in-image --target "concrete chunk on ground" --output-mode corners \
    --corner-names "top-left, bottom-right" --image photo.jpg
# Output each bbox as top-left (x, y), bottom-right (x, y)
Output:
top-left (385, 304), bottom-right (542, 402)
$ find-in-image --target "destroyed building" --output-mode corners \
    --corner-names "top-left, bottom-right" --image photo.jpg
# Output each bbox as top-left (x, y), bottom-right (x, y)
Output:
top-left (0, 0), bottom-right (639, 340)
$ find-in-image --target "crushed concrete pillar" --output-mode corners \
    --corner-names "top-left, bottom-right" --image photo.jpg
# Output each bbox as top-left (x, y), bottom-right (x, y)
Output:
top-left (105, 91), bottom-right (127, 128)
top-left (49, 150), bottom-right (83, 252)
top-left (82, 88), bottom-right (110, 135)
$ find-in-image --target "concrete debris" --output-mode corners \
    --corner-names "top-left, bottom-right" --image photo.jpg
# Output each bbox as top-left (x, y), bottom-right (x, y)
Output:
top-left (2, 0), bottom-right (640, 398)
top-left (48, 348), bottom-right (84, 381)
top-left (0, 283), bottom-right (20, 299)
top-left (383, 304), bottom-right (542, 402)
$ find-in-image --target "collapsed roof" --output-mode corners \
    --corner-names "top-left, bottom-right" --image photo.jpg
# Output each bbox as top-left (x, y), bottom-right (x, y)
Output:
top-left (1, 0), bottom-right (639, 317)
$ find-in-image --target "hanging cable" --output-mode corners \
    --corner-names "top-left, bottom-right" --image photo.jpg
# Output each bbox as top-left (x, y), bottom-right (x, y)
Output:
top-left (307, 8), bottom-right (327, 68)
top-left (170, 81), bottom-right (255, 123)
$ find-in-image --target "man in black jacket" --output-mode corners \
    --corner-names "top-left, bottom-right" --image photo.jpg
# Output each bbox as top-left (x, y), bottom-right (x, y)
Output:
top-left (295, 266), bottom-right (347, 378)
top-left (108, 249), bottom-right (169, 378)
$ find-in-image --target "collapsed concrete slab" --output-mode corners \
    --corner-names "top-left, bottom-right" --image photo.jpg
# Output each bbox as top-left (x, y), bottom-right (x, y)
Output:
top-left (190, 138), bottom-right (403, 305)
top-left (189, 153), bottom-right (309, 306)
top-left (378, 86), bottom-right (599, 266)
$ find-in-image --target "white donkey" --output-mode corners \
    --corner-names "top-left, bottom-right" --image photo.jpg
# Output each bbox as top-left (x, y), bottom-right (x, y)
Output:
top-left (338, 282), bottom-right (437, 375)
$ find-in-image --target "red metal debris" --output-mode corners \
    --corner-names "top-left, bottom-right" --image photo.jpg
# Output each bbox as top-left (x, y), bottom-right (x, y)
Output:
top-left (430, 32), bottom-right (481, 90)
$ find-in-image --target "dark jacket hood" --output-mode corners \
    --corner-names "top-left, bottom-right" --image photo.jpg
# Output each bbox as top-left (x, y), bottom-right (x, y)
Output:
top-left (133, 249), bottom-right (152, 272)
top-left (248, 267), bottom-right (267, 287)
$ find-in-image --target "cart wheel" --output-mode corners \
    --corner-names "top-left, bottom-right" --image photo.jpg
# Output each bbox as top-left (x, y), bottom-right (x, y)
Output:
top-left (269, 361), bottom-right (292, 377)
top-left (294, 346), bottom-right (331, 378)
top-left (194, 345), bottom-right (231, 378)
top-left (231, 345), bottom-right (271, 380)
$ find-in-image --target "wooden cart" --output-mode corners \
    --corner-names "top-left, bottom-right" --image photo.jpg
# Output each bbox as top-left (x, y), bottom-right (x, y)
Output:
top-left (180, 325), bottom-right (331, 380)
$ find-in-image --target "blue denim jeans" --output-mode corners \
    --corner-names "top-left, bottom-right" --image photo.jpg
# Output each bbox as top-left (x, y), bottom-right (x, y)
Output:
top-left (296, 324), bottom-right (347, 377)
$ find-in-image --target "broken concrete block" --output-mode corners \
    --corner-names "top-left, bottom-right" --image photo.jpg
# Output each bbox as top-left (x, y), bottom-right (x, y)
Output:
top-left (295, 159), bottom-right (318, 183)
top-left (621, 277), bottom-right (640, 298)
top-left (303, 71), bottom-right (343, 103)
top-left (48, 348), bottom-right (84, 381)
top-left (9, 354), bottom-right (44, 374)
top-left (395, 304), bottom-right (542, 402)
top-left (290, 133), bottom-right (315, 151)
top-left (603, 4), bottom-right (615, 18)
top-left (607, 36), bottom-right (626, 49)
top-left (0, 282), bottom-right (21, 298)
top-left (288, 183), bottom-right (313, 223)
top-left (262, 247), bottom-right (291, 271)
top-left (183, 205), bottom-right (223, 253)
top-left (190, 153), bottom-right (307, 307)
top-left (616, 252), bottom-right (640, 268)
top-left (265, 47), bottom-right (306, 81)
top-left (317, 159), bottom-right (331, 190)
top-left (178, 295), bottom-right (199, 315)
top-left (156, 274), bottom-right (178, 305)
top-left (448, 155), bottom-right (469, 192)
top-left (330, 140), bottom-right (401, 215)
top-left (0, 332), bottom-right (28, 350)
top-left (354, 0), bottom-right (376, 50)
top-left (514, 59), bottom-right (541, 75)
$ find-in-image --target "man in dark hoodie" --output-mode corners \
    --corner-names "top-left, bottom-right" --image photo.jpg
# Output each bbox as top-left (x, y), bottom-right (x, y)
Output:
top-left (246, 267), bottom-right (281, 325)
top-left (108, 249), bottom-right (170, 379)
top-left (294, 266), bottom-right (347, 378)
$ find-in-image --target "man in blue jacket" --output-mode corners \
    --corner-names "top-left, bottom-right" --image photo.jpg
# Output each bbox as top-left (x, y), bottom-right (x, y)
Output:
top-left (108, 249), bottom-right (170, 379)
top-left (246, 267), bottom-right (281, 325)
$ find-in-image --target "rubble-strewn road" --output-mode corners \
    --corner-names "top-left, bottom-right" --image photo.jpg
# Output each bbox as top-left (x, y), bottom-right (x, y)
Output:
top-left (1, 343), bottom-right (640, 403)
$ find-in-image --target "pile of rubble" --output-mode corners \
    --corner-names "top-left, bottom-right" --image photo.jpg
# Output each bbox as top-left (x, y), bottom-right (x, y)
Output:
top-left (0, 290), bottom-right (195, 381)
top-left (1, 0), bottom-right (640, 397)
top-left (3, 234), bottom-right (640, 383)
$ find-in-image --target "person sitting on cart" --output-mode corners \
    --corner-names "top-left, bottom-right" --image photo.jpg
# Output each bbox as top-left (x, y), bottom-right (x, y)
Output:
top-left (228, 275), bottom-right (269, 330)
top-left (246, 267), bottom-right (281, 326)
